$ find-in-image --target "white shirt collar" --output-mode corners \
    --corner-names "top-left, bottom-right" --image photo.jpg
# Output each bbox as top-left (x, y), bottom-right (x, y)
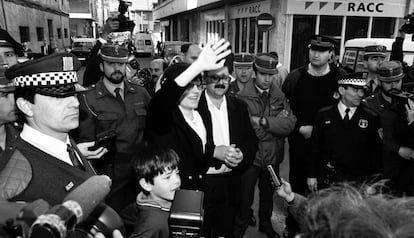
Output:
top-left (20, 124), bottom-right (75, 165)
top-left (254, 85), bottom-right (269, 94)
top-left (337, 101), bottom-right (357, 119)
top-left (205, 92), bottom-right (227, 110)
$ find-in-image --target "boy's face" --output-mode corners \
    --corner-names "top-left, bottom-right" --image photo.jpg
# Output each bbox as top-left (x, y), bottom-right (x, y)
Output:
top-left (151, 168), bottom-right (181, 201)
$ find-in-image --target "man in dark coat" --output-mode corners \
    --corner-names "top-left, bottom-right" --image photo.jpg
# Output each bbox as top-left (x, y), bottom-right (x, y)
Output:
top-left (282, 35), bottom-right (347, 195)
top-left (75, 44), bottom-right (151, 213)
top-left (308, 72), bottom-right (382, 190)
top-left (0, 53), bottom-right (95, 204)
top-left (197, 63), bottom-right (258, 238)
top-left (364, 61), bottom-right (408, 192)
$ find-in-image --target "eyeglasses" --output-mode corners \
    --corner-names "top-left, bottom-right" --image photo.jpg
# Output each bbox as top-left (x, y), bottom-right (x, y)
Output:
top-left (205, 75), bottom-right (232, 84)
top-left (187, 79), bottom-right (206, 90)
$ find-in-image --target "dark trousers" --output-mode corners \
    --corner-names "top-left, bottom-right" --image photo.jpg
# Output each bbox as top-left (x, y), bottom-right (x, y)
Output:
top-left (234, 165), bottom-right (275, 237)
top-left (288, 133), bottom-right (311, 196)
top-left (104, 160), bottom-right (138, 214)
top-left (202, 172), bottom-right (240, 238)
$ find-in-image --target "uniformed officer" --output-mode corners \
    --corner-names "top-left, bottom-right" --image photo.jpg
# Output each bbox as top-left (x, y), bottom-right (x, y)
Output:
top-left (0, 67), bottom-right (19, 157)
top-left (75, 43), bottom-right (151, 213)
top-left (228, 53), bottom-right (254, 96)
top-left (0, 53), bottom-right (95, 204)
top-left (364, 61), bottom-right (408, 189)
top-left (308, 72), bottom-right (382, 191)
top-left (0, 29), bottom-right (24, 69)
top-left (363, 45), bottom-right (386, 96)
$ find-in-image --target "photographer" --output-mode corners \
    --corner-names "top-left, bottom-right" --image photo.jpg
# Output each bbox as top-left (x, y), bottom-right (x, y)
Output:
top-left (390, 16), bottom-right (414, 91)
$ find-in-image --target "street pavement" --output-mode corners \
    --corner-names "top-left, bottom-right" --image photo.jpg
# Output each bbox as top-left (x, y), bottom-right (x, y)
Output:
top-left (77, 55), bottom-right (291, 238)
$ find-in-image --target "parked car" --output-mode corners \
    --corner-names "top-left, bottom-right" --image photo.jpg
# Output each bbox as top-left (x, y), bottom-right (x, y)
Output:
top-left (342, 37), bottom-right (414, 72)
top-left (161, 41), bottom-right (191, 64)
top-left (69, 38), bottom-right (96, 64)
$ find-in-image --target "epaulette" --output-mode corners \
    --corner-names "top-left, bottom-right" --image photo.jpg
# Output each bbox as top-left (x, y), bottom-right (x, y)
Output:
top-left (363, 94), bottom-right (376, 102)
top-left (12, 122), bottom-right (23, 130)
top-left (319, 104), bottom-right (335, 113)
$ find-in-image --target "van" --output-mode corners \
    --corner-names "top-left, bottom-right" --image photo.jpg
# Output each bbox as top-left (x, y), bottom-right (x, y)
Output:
top-left (134, 32), bottom-right (153, 56)
top-left (70, 37), bottom-right (96, 64)
top-left (342, 38), bottom-right (414, 72)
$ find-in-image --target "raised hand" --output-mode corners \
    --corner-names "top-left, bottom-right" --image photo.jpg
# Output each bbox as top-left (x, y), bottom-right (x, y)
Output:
top-left (195, 39), bottom-right (231, 72)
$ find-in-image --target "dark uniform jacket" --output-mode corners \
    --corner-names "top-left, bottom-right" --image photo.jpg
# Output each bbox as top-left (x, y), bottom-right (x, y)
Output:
top-left (309, 104), bottom-right (382, 181)
top-left (197, 91), bottom-right (258, 172)
top-left (0, 137), bottom-right (94, 205)
top-left (0, 122), bottom-right (21, 156)
top-left (364, 93), bottom-right (403, 180)
top-left (145, 79), bottom-right (215, 191)
top-left (76, 79), bottom-right (151, 163)
top-left (227, 81), bottom-right (241, 96)
top-left (238, 79), bottom-right (296, 167)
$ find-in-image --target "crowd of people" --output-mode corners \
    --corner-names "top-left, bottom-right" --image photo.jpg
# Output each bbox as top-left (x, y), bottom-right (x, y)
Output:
top-left (2, 16), bottom-right (414, 238)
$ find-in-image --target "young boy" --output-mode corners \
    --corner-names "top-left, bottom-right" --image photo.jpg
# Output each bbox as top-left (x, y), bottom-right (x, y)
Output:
top-left (129, 147), bottom-right (181, 238)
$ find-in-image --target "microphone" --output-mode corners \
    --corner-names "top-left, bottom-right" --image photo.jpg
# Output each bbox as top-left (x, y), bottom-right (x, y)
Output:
top-left (29, 175), bottom-right (112, 238)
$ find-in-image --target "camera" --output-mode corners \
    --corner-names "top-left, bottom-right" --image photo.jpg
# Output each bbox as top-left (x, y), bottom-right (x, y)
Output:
top-left (114, 1), bottom-right (135, 33)
top-left (401, 12), bottom-right (414, 34)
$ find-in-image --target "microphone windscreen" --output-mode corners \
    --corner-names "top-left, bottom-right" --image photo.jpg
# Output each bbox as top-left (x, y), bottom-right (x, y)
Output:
top-left (62, 175), bottom-right (112, 222)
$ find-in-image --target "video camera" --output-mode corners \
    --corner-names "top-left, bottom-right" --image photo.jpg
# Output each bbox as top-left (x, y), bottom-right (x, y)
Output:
top-left (113, 1), bottom-right (135, 33)
top-left (0, 176), bottom-right (124, 238)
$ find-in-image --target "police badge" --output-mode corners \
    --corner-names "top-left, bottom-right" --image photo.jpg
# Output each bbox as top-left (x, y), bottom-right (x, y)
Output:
top-left (358, 119), bottom-right (368, 128)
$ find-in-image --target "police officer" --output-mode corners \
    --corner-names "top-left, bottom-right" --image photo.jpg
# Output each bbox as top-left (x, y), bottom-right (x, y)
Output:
top-left (0, 53), bottom-right (95, 204)
top-left (0, 29), bottom-right (24, 68)
top-left (308, 72), bottom-right (382, 190)
top-left (76, 43), bottom-right (151, 213)
top-left (0, 68), bottom-right (19, 157)
top-left (365, 61), bottom-right (409, 190)
top-left (228, 53), bottom-right (254, 96)
top-left (282, 35), bottom-right (347, 195)
top-left (363, 45), bottom-right (386, 96)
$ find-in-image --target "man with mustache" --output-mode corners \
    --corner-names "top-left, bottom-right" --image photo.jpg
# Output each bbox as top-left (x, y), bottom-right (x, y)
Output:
top-left (365, 60), bottom-right (409, 192)
top-left (75, 44), bottom-right (151, 213)
top-left (197, 59), bottom-right (258, 237)
top-left (0, 53), bottom-right (95, 204)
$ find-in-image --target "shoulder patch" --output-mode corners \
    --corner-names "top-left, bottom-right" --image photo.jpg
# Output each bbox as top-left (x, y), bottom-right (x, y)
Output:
top-left (0, 150), bottom-right (32, 200)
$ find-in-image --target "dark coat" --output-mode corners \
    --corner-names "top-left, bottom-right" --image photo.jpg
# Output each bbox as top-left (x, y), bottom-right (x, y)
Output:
top-left (0, 137), bottom-right (94, 204)
top-left (197, 92), bottom-right (258, 172)
top-left (309, 104), bottom-right (382, 181)
top-left (145, 79), bottom-right (215, 190)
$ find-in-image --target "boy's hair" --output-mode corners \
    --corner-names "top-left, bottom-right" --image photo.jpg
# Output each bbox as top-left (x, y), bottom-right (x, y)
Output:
top-left (134, 146), bottom-right (180, 189)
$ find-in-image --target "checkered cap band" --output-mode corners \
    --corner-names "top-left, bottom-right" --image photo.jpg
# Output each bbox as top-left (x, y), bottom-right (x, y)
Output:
top-left (13, 71), bottom-right (78, 88)
top-left (338, 78), bottom-right (367, 87)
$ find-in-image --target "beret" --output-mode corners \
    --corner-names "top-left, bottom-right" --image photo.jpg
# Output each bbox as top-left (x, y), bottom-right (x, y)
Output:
top-left (254, 54), bottom-right (278, 74)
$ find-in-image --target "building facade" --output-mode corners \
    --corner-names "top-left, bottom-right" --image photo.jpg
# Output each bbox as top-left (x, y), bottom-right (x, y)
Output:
top-left (154, 0), bottom-right (414, 70)
top-left (69, 0), bottom-right (98, 38)
top-left (0, 0), bottom-right (71, 53)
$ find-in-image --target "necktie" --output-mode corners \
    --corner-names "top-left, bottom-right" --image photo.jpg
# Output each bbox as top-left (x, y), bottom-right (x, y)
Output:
top-left (67, 144), bottom-right (85, 170)
top-left (344, 108), bottom-right (350, 122)
top-left (114, 88), bottom-right (125, 108)
top-left (260, 91), bottom-right (269, 104)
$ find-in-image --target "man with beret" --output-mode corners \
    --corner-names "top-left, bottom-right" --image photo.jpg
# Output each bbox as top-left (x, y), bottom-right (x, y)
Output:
top-left (75, 43), bottom-right (151, 213)
top-left (238, 54), bottom-right (296, 238)
top-left (228, 53), bottom-right (254, 96)
top-left (0, 53), bottom-right (96, 204)
top-left (308, 72), bottom-right (382, 191)
top-left (282, 35), bottom-right (347, 196)
top-left (363, 45), bottom-right (387, 96)
top-left (366, 60), bottom-right (414, 193)
top-left (0, 28), bottom-right (24, 69)
top-left (0, 68), bottom-right (19, 157)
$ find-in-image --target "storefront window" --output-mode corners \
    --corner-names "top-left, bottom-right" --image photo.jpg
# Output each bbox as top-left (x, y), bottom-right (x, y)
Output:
top-left (291, 15), bottom-right (316, 70)
top-left (372, 17), bottom-right (395, 38)
top-left (249, 17), bottom-right (256, 53)
top-left (234, 19), bottom-right (240, 53)
top-left (345, 16), bottom-right (369, 41)
top-left (241, 18), bottom-right (248, 52)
